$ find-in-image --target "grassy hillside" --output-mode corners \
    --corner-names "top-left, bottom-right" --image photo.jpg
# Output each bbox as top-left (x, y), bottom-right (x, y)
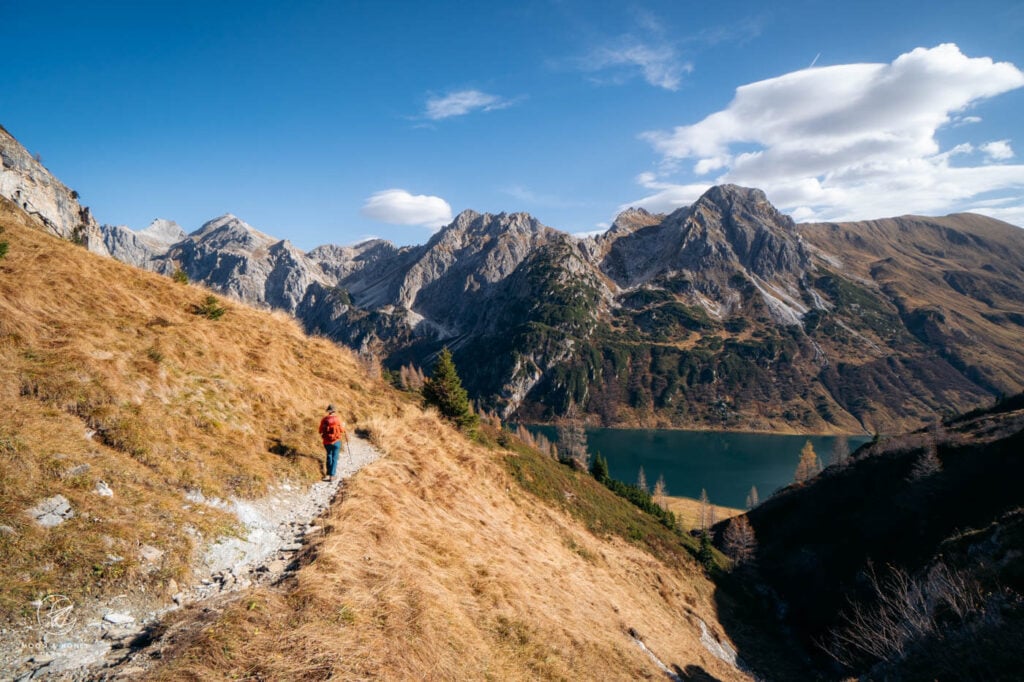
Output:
top-left (0, 196), bottom-right (766, 679)
top-left (0, 194), bottom-right (396, 617)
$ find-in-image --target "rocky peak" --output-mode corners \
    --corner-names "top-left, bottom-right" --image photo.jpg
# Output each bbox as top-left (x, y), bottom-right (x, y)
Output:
top-left (669, 184), bottom-right (806, 279)
top-left (188, 214), bottom-right (276, 252)
top-left (431, 210), bottom-right (549, 249)
top-left (606, 207), bottom-right (663, 238)
top-left (137, 218), bottom-right (186, 246)
top-left (0, 123), bottom-right (106, 254)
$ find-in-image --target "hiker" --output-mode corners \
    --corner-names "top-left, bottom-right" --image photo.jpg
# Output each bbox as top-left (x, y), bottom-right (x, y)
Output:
top-left (318, 404), bottom-right (347, 482)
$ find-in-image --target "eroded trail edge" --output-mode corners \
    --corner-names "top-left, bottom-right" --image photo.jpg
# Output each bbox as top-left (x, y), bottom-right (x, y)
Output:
top-left (7, 437), bottom-right (380, 681)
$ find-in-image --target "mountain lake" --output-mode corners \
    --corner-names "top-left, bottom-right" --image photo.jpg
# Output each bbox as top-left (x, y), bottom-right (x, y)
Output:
top-left (527, 427), bottom-right (871, 509)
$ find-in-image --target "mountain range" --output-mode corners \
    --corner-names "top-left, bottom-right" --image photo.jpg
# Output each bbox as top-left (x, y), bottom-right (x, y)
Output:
top-left (4, 124), bottom-right (1024, 434)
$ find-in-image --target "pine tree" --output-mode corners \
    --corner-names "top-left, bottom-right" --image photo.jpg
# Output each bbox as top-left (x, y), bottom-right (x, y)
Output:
top-left (794, 440), bottom-right (821, 483)
top-left (722, 515), bottom-right (757, 566)
top-left (636, 466), bottom-right (648, 493)
top-left (698, 531), bottom-right (715, 570)
top-left (590, 453), bottom-right (609, 483)
top-left (745, 485), bottom-right (760, 510)
top-left (422, 347), bottom-right (479, 431)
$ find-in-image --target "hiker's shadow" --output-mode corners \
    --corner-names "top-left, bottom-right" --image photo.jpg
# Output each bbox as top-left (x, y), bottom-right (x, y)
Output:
top-left (268, 439), bottom-right (322, 468)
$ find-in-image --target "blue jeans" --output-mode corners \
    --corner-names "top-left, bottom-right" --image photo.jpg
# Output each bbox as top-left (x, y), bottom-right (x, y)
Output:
top-left (324, 441), bottom-right (342, 476)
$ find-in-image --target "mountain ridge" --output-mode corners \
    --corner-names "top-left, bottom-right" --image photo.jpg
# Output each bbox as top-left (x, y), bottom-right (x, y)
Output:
top-left (2, 124), bottom-right (1022, 433)
top-left (87, 194), bottom-right (1024, 433)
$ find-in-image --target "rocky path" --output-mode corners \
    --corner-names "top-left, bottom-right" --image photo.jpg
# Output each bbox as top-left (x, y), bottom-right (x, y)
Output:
top-left (6, 437), bottom-right (380, 681)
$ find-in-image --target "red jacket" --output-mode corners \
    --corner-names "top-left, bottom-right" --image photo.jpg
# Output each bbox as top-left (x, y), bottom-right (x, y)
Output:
top-left (319, 414), bottom-right (345, 445)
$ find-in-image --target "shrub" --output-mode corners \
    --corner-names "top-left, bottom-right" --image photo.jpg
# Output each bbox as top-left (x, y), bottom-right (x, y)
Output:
top-left (194, 295), bottom-right (227, 320)
top-left (172, 269), bottom-right (189, 284)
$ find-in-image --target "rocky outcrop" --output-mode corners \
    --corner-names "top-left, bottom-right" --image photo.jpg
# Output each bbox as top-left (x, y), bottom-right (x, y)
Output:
top-left (165, 215), bottom-right (333, 311)
top-left (0, 124), bottom-right (106, 253)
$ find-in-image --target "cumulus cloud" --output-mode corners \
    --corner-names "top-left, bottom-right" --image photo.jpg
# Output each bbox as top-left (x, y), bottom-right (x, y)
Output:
top-left (633, 44), bottom-right (1024, 223)
top-left (424, 90), bottom-right (512, 120)
top-left (361, 189), bottom-right (453, 229)
top-left (982, 140), bottom-right (1014, 161)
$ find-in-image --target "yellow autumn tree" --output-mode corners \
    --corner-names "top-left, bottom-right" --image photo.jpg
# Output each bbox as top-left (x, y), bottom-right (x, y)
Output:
top-left (794, 439), bottom-right (821, 484)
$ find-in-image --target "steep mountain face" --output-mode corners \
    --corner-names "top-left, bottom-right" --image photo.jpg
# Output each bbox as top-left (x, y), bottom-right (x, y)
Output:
top-left (0, 124), bottom-right (106, 253)
top-left (163, 214), bottom-right (334, 312)
top-left (97, 183), bottom-right (1024, 434)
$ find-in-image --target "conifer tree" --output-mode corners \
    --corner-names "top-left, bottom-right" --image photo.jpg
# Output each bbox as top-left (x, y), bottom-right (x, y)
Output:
top-left (590, 453), bottom-right (609, 483)
top-left (794, 440), bottom-right (821, 483)
top-left (422, 347), bottom-right (478, 431)
top-left (699, 531), bottom-right (715, 570)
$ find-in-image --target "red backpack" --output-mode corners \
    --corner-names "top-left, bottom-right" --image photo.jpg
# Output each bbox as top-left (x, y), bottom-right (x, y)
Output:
top-left (322, 415), bottom-right (344, 442)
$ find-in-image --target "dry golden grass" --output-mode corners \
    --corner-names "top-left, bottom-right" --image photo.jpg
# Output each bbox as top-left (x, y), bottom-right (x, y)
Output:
top-left (663, 496), bottom-right (743, 531)
top-left (0, 196), bottom-right (401, 617)
top-left (0, 198), bottom-right (750, 679)
top-left (150, 409), bottom-right (748, 681)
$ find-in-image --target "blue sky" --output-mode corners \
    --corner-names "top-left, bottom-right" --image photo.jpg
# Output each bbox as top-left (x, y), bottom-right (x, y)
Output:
top-left (4, 0), bottom-right (1023, 249)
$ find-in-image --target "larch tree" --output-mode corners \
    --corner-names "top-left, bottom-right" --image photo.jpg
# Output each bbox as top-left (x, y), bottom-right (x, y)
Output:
top-left (723, 515), bottom-right (757, 566)
top-left (422, 347), bottom-right (479, 431)
top-left (636, 466), bottom-right (648, 493)
top-left (652, 474), bottom-right (668, 509)
top-left (745, 485), bottom-right (760, 510)
top-left (699, 488), bottom-right (711, 531)
top-left (556, 403), bottom-right (589, 470)
top-left (909, 442), bottom-right (943, 480)
top-left (831, 435), bottom-right (850, 466)
top-left (794, 440), bottom-right (821, 484)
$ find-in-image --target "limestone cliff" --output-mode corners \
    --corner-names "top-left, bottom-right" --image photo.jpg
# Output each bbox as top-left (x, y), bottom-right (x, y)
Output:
top-left (0, 124), bottom-right (106, 254)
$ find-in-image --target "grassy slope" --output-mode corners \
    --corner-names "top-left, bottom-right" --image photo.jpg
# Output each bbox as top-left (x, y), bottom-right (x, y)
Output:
top-left (0, 198), bottom-right (754, 680)
top-left (801, 214), bottom-right (1024, 401)
top-left (0, 194), bottom-right (396, 616)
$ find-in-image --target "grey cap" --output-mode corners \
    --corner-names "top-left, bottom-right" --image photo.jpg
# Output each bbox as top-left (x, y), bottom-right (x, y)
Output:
top-left (326, 404), bottom-right (336, 413)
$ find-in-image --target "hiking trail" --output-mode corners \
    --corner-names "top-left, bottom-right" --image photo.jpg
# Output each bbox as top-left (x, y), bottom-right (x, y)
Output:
top-left (4, 437), bottom-right (381, 681)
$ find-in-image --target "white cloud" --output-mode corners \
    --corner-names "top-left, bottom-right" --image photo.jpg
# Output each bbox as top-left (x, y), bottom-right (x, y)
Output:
top-left (361, 189), bottom-right (453, 229)
top-left (619, 173), bottom-right (710, 214)
top-left (581, 42), bottom-right (692, 90)
top-left (635, 44), bottom-right (1024, 223)
top-left (981, 139), bottom-right (1015, 161)
top-left (424, 90), bottom-right (512, 120)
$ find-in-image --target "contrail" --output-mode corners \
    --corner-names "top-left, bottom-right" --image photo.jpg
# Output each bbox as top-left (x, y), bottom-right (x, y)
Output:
top-left (809, 52), bottom-right (821, 68)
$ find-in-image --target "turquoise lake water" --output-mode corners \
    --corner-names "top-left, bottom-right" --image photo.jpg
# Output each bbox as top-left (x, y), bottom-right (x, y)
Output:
top-left (528, 427), bottom-right (869, 509)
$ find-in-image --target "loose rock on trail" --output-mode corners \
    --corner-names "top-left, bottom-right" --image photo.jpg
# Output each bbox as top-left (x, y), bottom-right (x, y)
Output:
top-left (3, 437), bottom-right (380, 681)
